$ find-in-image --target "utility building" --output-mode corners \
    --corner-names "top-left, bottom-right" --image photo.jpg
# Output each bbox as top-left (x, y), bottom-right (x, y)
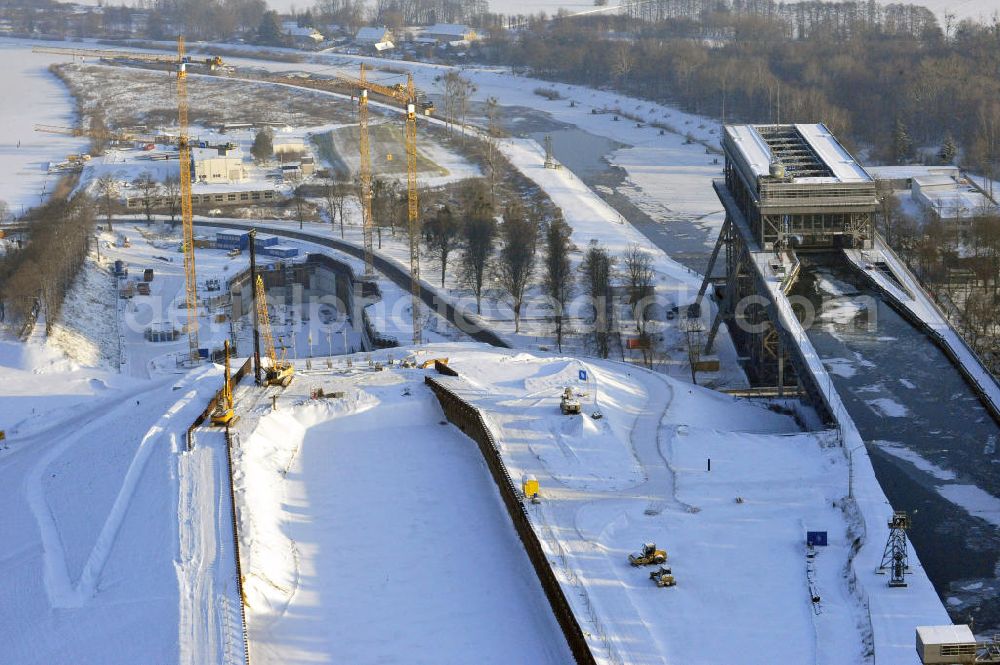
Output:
top-left (191, 145), bottom-right (246, 184)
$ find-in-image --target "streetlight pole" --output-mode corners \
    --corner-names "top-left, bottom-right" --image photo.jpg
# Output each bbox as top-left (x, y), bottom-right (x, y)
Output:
top-left (849, 443), bottom-right (866, 500)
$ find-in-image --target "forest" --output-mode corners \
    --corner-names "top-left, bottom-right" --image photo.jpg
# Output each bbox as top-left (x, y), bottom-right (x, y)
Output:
top-left (480, 0), bottom-right (1000, 173)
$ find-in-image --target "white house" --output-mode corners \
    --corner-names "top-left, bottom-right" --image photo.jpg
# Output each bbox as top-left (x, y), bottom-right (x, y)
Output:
top-left (422, 23), bottom-right (478, 43)
top-left (355, 25), bottom-right (393, 48)
top-left (282, 21), bottom-right (324, 44)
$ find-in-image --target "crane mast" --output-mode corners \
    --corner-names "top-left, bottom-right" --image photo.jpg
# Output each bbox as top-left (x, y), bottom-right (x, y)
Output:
top-left (357, 65), bottom-right (375, 277)
top-left (405, 75), bottom-right (422, 345)
top-left (176, 36), bottom-right (200, 361)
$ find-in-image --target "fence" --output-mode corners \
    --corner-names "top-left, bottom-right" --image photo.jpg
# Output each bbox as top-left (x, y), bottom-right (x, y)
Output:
top-left (424, 375), bottom-right (597, 665)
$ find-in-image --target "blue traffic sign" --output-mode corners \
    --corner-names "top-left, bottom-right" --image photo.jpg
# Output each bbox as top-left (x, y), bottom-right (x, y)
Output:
top-left (806, 531), bottom-right (828, 547)
top-left (579, 370), bottom-right (588, 381)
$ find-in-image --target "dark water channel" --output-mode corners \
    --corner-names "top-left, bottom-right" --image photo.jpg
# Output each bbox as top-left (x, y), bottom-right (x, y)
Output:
top-left (789, 255), bottom-right (1000, 630)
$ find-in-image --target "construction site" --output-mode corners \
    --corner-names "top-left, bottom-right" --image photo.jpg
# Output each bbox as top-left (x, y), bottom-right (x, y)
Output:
top-left (4, 36), bottom-right (1000, 665)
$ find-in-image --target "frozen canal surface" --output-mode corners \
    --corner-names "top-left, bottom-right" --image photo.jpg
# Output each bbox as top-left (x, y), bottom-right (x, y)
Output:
top-left (792, 256), bottom-right (1000, 631)
top-left (0, 39), bottom-right (85, 214)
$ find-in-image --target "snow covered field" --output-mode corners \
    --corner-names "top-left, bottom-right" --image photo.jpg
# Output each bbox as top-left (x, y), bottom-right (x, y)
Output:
top-left (227, 342), bottom-right (950, 665)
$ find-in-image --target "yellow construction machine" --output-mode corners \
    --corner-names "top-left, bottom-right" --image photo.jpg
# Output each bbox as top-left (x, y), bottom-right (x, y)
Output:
top-left (649, 565), bottom-right (677, 587)
top-left (628, 542), bottom-right (667, 566)
top-left (211, 340), bottom-right (236, 426)
top-left (255, 276), bottom-right (294, 388)
top-left (419, 357), bottom-right (449, 369)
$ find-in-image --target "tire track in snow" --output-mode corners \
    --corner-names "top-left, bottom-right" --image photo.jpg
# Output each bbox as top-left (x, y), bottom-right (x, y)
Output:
top-left (25, 366), bottom-right (215, 608)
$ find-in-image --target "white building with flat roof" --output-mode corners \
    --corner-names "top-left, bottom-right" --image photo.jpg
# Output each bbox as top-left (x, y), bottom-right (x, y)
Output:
top-left (191, 146), bottom-right (246, 184)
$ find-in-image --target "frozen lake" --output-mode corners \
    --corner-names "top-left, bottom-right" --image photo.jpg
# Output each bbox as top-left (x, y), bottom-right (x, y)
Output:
top-left (0, 39), bottom-right (86, 216)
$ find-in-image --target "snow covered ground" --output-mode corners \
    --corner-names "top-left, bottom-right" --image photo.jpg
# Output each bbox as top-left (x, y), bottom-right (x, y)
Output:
top-left (229, 352), bottom-right (571, 664)
top-left (229, 342), bottom-right (949, 665)
top-left (0, 347), bottom-right (234, 663)
top-left (0, 40), bottom-right (87, 213)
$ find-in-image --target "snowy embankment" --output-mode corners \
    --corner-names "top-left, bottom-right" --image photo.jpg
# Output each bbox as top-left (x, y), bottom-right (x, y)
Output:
top-left (845, 238), bottom-right (1000, 418)
top-left (758, 252), bottom-right (952, 663)
top-left (0, 351), bottom-right (231, 663)
top-left (230, 354), bottom-right (570, 664)
top-left (425, 345), bottom-right (901, 665)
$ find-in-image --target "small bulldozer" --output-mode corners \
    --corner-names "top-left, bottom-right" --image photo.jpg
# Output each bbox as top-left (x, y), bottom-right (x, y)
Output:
top-left (629, 542), bottom-right (667, 567)
top-left (649, 565), bottom-right (676, 587)
top-left (560, 387), bottom-right (581, 415)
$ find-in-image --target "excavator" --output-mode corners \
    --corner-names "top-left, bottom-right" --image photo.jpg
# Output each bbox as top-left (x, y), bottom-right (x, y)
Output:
top-left (211, 340), bottom-right (236, 426)
top-left (255, 275), bottom-right (294, 388)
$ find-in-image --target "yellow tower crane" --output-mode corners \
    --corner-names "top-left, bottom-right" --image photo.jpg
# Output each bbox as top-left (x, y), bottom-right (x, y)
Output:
top-left (36, 38), bottom-right (210, 362)
top-left (404, 75), bottom-right (421, 346)
top-left (175, 36), bottom-right (200, 362)
top-left (32, 124), bottom-right (170, 145)
top-left (340, 67), bottom-right (423, 345)
top-left (254, 275), bottom-right (295, 387)
top-left (357, 64), bottom-right (375, 277)
top-left (32, 44), bottom-right (223, 70)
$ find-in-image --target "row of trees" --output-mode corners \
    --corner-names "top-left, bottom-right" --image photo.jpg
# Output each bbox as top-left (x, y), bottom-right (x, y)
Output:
top-left (480, 1), bottom-right (1000, 172)
top-left (0, 194), bottom-right (96, 334)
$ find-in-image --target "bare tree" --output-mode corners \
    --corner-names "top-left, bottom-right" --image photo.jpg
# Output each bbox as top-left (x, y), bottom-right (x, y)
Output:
top-left (484, 96), bottom-right (503, 204)
top-left (581, 243), bottom-right (613, 358)
top-left (95, 176), bottom-right (117, 232)
top-left (136, 172), bottom-right (158, 223)
top-left (543, 215), bottom-right (574, 351)
top-left (496, 201), bottom-right (538, 333)
top-left (293, 185), bottom-right (307, 229)
top-left (460, 182), bottom-right (496, 314)
top-left (424, 204), bottom-right (461, 287)
top-left (623, 243), bottom-right (655, 333)
top-left (163, 175), bottom-right (180, 225)
top-left (323, 178), bottom-right (348, 238)
top-left (441, 71), bottom-right (476, 136)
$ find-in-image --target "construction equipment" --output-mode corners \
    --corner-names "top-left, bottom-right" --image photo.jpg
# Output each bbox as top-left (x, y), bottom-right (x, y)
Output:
top-left (32, 45), bottom-right (223, 70)
top-left (629, 542), bottom-right (667, 566)
top-left (649, 565), bottom-right (676, 587)
top-left (38, 37), bottom-right (203, 362)
top-left (560, 387), bottom-right (582, 415)
top-left (339, 65), bottom-right (423, 345)
top-left (419, 357), bottom-right (449, 369)
top-left (254, 275), bottom-right (294, 387)
top-left (175, 36), bottom-right (200, 362)
top-left (211, 340), bottom-right (236, 426)
top-left (355, 65), bottom-right (375, 278)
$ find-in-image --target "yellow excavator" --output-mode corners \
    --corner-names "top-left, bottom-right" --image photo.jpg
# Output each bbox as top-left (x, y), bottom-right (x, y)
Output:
top-left (255, 275), bottom-right (295, 388)
top-left (211, 340), bottom-right (236, 426)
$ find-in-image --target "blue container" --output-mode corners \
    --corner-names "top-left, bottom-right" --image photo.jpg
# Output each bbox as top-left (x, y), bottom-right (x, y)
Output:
top-left (113, 260), bottom-right (127, 277)
top-left (216, 231), bottom-right (249, 250)
top-left (253, 233), bottom-right (279, 249)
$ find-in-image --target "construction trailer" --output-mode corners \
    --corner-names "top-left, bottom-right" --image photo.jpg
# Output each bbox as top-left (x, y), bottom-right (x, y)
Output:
top-left (916, 626), bottom-right (977, 664)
